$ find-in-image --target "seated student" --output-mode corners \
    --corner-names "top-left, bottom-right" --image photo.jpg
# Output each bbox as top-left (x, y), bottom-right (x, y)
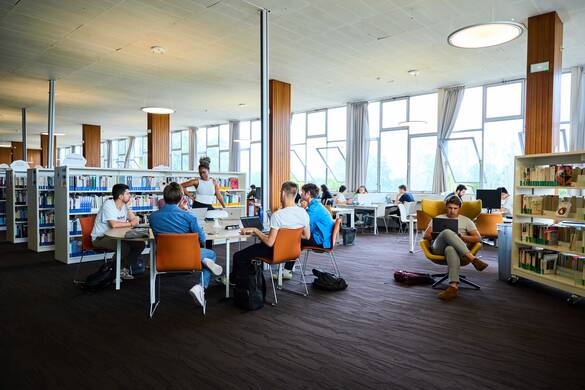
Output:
top-left (395, 184), bottom-right (414, 204)
top-left (233, 181), bottom-right (310, 279)
top-left (91, 184), bottom-right (144, 280)
top-left (444, 184), bottom-right (467, 202)
top-left (149, 182), bottom-right (222, 311)
top-left (320, 184), bottom-right (334, 206)
top-left (283, 183), bottom-right (335, 279)
top-left (497, 187), bottom-right (513, 216)
top-left (423, 196), bottom-right (488, 301)
top-left (356, 185), bottom-right (368, 195)
top-left (334, 185), bottom-right (349, 205)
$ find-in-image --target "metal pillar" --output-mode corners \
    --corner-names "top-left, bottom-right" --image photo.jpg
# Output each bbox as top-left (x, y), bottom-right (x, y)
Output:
top-left (21, 108), bottom-right (27, 162)
top-left (47, 80), bottom-right (56, 168)
top-left (260, 8), bottom-right (269, 214)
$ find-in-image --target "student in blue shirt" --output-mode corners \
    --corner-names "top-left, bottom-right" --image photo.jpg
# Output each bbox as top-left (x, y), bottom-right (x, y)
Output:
top-left (149, 182), bottom-right (222, 312)
top-left (394, 184), bottom-right (415, 204)
top-left (283, 183), bottom-right (335, 279)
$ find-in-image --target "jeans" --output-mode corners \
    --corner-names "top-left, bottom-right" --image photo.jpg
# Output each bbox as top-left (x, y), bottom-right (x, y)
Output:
top-left (200, 248), bottom-right (217, 288)
top-left (232, 243), bottom-right (273, 278)
top-left (431, 230), bottom-right (471, 283)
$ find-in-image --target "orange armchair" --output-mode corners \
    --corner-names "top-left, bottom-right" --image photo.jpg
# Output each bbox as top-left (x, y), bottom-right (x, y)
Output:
top-left (475, 213), bottom-right (504, 246)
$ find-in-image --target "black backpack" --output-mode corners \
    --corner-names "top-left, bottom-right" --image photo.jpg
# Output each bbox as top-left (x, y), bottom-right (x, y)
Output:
top-left (312, 269), bottom-right (348, 291)
top-left (234, 259), bottom-right (266, 311)
top-left (83, 261), bottom-right (115, 292)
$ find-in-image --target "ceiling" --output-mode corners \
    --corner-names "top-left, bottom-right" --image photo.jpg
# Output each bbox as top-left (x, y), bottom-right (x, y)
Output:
top-left (1, 0), bottom-right (585, 147)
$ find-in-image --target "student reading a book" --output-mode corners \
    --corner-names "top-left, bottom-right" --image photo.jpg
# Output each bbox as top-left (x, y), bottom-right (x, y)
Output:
top-left (444, 184), bottom-right (467, 202)
top-left (498, 187), bottom-right (513, 216)
top-left (423, 196), bottom-right (488, 301)
top-left (180, 157), bottom-right (226, 210)
top-left (91, 184), bottom-right (144, 280)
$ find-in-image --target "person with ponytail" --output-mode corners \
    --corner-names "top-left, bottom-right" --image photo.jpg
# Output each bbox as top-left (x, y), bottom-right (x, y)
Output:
top-left (180, 157), bottom-right (226, 210)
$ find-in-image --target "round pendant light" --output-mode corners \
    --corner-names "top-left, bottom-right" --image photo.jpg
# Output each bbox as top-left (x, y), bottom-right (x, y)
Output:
top-left (448, 21), bottom-right (524, 49)
top-left (141, 107), bottom-right (175, 114)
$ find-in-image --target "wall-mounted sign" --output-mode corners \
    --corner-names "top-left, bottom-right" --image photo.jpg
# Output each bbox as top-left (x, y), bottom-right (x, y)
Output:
top-left (530, 61), bottom-right (550, 73)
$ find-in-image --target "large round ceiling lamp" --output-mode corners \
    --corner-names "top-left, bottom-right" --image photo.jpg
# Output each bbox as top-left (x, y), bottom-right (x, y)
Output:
top-left (141, 107), bottom-right (175, 114)
top-left (448, 21), bottom-right (524, 49)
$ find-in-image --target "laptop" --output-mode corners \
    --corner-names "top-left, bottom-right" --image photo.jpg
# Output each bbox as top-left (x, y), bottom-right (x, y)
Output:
top-left (189, 208), bottom-right (209, 225)
top-left (432, 217), bottom-right (458, 239)
top-left (240, 216), bottom-right (269, 233)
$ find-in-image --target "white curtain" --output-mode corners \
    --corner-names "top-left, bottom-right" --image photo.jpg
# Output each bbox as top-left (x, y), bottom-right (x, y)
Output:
top-left (432, 86), bottom-right (465, 193)
top-left (570, 65), bottom-right (585, 151)
top-left (345, 101), bottom-right (369, 191)
top-left (228, 120), bottom-right (240, 172)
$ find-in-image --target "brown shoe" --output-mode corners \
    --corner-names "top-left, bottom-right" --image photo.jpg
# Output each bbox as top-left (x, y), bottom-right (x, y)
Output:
top-left (471, 257), bottom-right (488, 272)
top-left (438, 286), bottom-right (459, 301)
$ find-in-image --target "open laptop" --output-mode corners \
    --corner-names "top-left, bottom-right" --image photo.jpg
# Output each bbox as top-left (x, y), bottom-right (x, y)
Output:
top-left (189, 208), bottom-right (209, 226)
top-left (240, 216), bottom-right (269, 233)
top-left (431, 217), bottom-right (458, 239)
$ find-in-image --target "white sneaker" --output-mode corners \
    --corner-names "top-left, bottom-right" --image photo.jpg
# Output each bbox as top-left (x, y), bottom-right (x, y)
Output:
top-left (205, 259), bottom-right (223, 276)
top-left (120, 268), bottom-right (134, 280)
top-left (189, 284), bottom-right (206, 315)
top-left (272, 269), bottom-right (293, 280)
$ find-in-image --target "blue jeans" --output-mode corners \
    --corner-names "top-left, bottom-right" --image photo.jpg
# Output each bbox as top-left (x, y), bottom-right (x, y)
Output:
top-left (200, 248), bottom-right (217, 288)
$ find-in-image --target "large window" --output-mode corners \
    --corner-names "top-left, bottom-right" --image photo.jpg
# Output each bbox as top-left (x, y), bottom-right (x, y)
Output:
top-left (239, 120), bottom-right (261, 186)
top-left (196, 124), bottom-right (230, 172)
top-left (171, 130), bottom-right (190, 171)
top-left (290, 107), bottom-right (347, 189)
top-left (128, 136), bottom-right (147, 169)
top-left (100, 142), bottom-right (108, 168)
top-left (110, 138), bottom-right (127, 168)
top-left (368, 93), bottom-right (438, 192)
top-left (559, 72), bottom-right (572, 152)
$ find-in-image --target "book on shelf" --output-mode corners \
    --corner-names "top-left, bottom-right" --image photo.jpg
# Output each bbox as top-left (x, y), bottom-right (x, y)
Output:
top-left (519, 164), bottom-right (585, 187)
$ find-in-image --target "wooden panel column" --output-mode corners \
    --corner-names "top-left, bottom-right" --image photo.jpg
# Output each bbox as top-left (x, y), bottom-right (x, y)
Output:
top-left (82, 124), bottom-right (101, 167)
top-left (0, 147), bottom-right (11, 164)
top-left (147, 113), bottom-right (170, 168)
top-left (269, 79), bottom-right (291, 211)
top-left (11, 142), bottom-right (23, 161)
top-left (27, 149), bottom-right (41, 167)
top-left (40, 134), bottom-right (57, 167)
top-left (525, 11), bottom-right (563, 154)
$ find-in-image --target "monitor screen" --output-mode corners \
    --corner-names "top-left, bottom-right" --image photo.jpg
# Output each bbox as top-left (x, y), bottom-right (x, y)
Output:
top-left (476, 189), bottom-right (502, 209)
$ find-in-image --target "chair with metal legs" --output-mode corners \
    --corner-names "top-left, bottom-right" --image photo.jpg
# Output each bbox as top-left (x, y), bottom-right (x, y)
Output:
top-left (255, 228), bottom-right (306, 305)
top-left (73, 215), bottom-right (109, 285)
top-left (300, 218), bottom-right (342, 277)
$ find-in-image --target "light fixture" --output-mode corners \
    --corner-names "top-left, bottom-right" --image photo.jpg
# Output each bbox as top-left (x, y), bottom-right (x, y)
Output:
top-left (238, 103), bottom-right (247, 107)
top-left (41, 132), bottom-right (65, 136)
top-left (0, 142), bottom-right (11, 148)
top-left (150, 45), bottom-right (166, 55)
top-left (448, 21), bottom-right (524, 49)
top-left (398, 120), bottom-right (427, 127)
top-left (141, 107), bottom-right (175, 114)
top-left (408, 69), bottom-right (420, 77)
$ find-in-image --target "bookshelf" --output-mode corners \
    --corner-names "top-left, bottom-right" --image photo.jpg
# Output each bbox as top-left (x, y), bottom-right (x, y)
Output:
top-left (27, 168), bottom-right (56, 252)
top-left (0, 168), bottom-right (6, 236)
top-left (54, 167), bottom-right (246, 264)
top-left (6, 169), bottom-right (28, 244)
top-left (512, 151), bottom-right (585, 301)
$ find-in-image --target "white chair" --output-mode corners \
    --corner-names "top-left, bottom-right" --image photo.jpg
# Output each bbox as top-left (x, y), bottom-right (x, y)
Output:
top-left (389, 203), bottom-right (410, 233)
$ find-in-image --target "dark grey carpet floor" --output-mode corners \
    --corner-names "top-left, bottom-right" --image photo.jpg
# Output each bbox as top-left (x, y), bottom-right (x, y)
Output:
top-left (0, 233), bottom-right (583, 390)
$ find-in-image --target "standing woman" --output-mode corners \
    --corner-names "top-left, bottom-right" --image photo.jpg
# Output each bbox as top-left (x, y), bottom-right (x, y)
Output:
top-left (181, 157), bottom-right (226, 210)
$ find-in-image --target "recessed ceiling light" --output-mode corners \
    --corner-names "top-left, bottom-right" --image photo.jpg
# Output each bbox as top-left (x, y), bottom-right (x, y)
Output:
top-left (41, 132), bottom-right (65, 136)
top-left (141, 107), bottom-right (175, 114)
top-left (408, 69), bottom-right (420, 77)
top-left (150, 45), bottom-right (166, 55)
top-left (448, 21), bottom-right (524, 49)
top-left (0, 142), bottom-right (11, 147)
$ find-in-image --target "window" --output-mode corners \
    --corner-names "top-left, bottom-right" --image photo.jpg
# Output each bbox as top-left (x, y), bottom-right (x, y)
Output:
top-left (238, 120), bottom-right (261, 186)
top-left (111, 139), bottom-right (127, 168)
top-left (128, 136), bottom-right (147, 169)
top-left (289, 107), bottom-right (347, 189)
top-left (171, 130), bottom-right (190, 171)
top-left (196, 125), bottom-right (230, 172)
top-left (559, 72), bottom-right (572, 152)
top-left (100, 142), bottom-right (108, 168)
top-left (484, 119), bottom-right (523, 190)
top-left (486, 83), bottom-right (522, 118)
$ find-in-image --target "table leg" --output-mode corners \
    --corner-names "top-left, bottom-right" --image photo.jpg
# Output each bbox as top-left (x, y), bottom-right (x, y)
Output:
top-left (225, 239), bottom-right (231, 298)
top-left (374, 212), bottom-right (378, 235)
top-left (150, 240), bottom-right (155, 305)
top-left (409, 218), bottom-right (415, 253)
top-left (115, 240), bottom-right (121, 290)
top-left (350, 212), bottom-right (355, 229)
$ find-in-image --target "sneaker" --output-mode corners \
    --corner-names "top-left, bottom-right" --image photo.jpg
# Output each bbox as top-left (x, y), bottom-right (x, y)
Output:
top-left (205, 259), bottom-right (223, 276)
top-left (120, 268), bottom-right (134, 280)
top-left (189, 284), bottom-right (206, 315)
top-left (272, 269), bottom-right (293, 280)
top-left (438, 285), bottom-right (459, 301)
top-left (220, 275), bottom-right (236, 286)
top-left (471, 257), bottom-right (489, 272)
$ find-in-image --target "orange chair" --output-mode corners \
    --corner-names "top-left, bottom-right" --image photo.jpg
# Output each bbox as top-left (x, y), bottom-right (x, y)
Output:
top-left (73, 215), bottom-right (110, 284)
top-left (475, 213), bottom-right (504, 246)
top-left (255, 228), bottom-right (304, 305)
top-left (301, 218), bottom-right (342, 277)
top-left (150, 233), bottom-right (203, 318)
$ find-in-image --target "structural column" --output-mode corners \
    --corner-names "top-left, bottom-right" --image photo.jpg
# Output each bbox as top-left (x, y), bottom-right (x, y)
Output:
top-left (40, 134), bottom-right (57, 167)
top-left (0, 147), bottom-right (11, 164)
top-left (147, 113), bottom-right (170, 168)
top-left (268, 79), bottom-right (291, 211)
top-left (524, 11), bottom-right (563, 154)
top-left (82, 124), bottom-right (101, 167)
top-left (11, 141), bottom-right (23, 161)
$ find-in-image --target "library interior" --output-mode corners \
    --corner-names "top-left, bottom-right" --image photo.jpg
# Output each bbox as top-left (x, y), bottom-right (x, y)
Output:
top-left (1, 1), bottom-right (585, 389)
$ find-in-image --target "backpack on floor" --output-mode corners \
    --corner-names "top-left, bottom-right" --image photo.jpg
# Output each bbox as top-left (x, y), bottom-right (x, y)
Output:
top-left (234, 259), bottom-right (266, 311)
top-left (312, 269), bottom-right (348, 291)
top-left (83, 261), bottom-right (115, 292)
top-left (393, 270), bottom-right (434, 286)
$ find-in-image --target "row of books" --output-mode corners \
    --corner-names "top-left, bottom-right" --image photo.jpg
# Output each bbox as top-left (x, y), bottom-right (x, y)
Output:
top-left (519, 165), bottom-right (585, 186)
top-left (69, 218), bottom-right (82, 235)
top-left (68, 175), bottom-right (116, 191)
top-left (127, 194), bottom-right (161, 210)
top-left (14, 176), bottom-right (26, 187)
top-left (15, 209), bottom-right (27, 221)
top-left (14, 191), bottom-right (26, 204)
top-left (519, 195), bottom-right (585, 218)
top-left (15, 224), bottom-right (27, 238)
top-left (39, 210), bottom-right (55, 226)
top-left (39, 230), bottom-right (55, 246)
top-left (68, 194), bottom-right (162, 213)
top-left (67, 174), bottom-right (241, 192)
top-left (0, 216), bottom-right (5, 226)
top-left (37, 176), bottom-right (54, 189)
top-left (40, 193), bottom-right (54, 208)
top-left (520, 222), bottom-right (585, 252)
top-left (518, 248), bottom-right (585, 285)
top-left (118, 175), bottom-right (161, 191)
top-left (217, 193), bottom-right (242, 205)
top-left (0, 176), bottom-right (5, 186)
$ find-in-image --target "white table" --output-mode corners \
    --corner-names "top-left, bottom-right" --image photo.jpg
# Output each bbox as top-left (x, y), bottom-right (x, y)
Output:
top-left (331, 207), bottom-right (355, 228)
top-left (347, 203), bottom-right (392, 235)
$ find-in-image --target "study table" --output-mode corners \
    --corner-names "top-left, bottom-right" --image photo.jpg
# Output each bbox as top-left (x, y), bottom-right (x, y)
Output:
top-left (345, 203), bottom-right (393, 235)
top-left (331, 207), bottom-right (355, 228)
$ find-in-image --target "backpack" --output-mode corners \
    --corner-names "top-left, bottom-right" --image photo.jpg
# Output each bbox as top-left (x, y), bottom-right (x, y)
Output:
top-left (312, 269), bottom-right (348, 291)
top-left (393, 270), bottom-right (434, 285)
top-left (83, 261), bottom-right (115, 291)
top-left (234, 259), bottom-right (266, 311)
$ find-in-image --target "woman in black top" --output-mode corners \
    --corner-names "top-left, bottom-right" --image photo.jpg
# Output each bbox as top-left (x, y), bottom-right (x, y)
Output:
top-left (320, 184), bottom-right (333, 206)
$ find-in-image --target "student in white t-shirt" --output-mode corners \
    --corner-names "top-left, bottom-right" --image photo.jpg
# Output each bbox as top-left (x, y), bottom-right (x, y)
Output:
top-left (232, 181), bottom-right (310, 277)
top-left (91, 184), bottom-right (144, 280)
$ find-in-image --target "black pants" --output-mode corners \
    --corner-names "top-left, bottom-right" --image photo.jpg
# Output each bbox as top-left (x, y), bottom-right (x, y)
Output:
top-left (192, 201), bottom-right (215, 249)
top-left (284, 236), bottom-right (322, 270)
top-left (232, 242), bottom-right (273, 278)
